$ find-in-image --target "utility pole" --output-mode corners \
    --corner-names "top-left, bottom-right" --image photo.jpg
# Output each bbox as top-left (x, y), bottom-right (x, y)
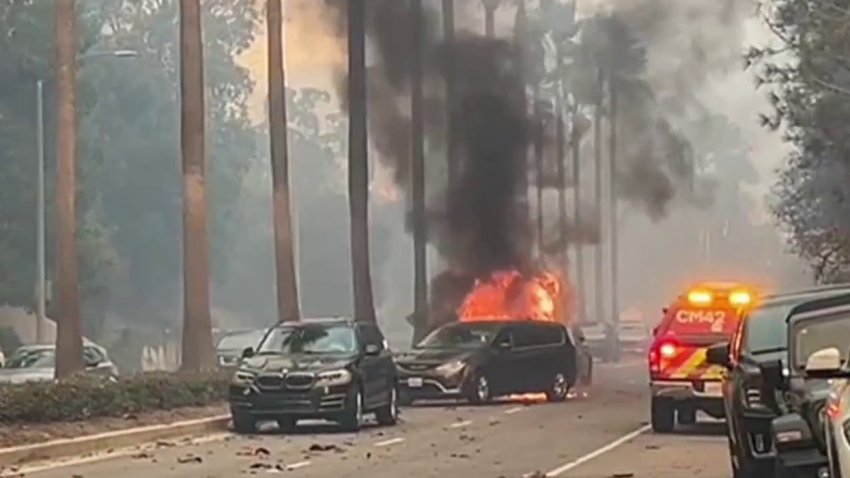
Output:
top-left (411, 0), bottom-right (429, 343)
top-left (35, 80), bottom-right (46, 344)
top-left (608, 80), bottom-right (620, 362)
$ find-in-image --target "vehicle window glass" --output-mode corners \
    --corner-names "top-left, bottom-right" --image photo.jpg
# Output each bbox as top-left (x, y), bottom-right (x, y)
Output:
top-left (417, 323), bottom-right (500, 349)
top-left (540, 325), bottom-right (565, 345)
top-left (743, 304), bottom-right (794, 353)
top-left (217, 330), bottom-right (265, 350)
top-left (793, 314), bottom-right (850, 369)
top-left (83, 346), bottom-right (104, 364)
top-left (513, 324), bottom-right (541, 347)
top-left (258, 324), bottom-right (357, 355)
top-left (663, 306), bottom-right (738, 337)
top-left (7, 349), bottom-right (54, 368)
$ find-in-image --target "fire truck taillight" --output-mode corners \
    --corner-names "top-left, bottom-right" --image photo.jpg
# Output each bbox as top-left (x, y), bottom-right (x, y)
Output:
top-left (649, 340), bottom-right (677, 373)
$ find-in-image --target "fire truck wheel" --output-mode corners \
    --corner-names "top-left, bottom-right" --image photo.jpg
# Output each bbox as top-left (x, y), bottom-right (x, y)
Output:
top-left (677, 405), bottom-right (697, 425)
top-left (651, 397), bottom-right (675, 433)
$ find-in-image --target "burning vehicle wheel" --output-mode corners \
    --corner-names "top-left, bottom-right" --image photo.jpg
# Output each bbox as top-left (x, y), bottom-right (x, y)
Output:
top-left (651, 397), bottom-right (675, 433)
top-left (376, 386), bottom-right (400, 426)
top-left (467, 372), bottom-right (492, 404)
top-left (546, 372), bottom-right (569, 402)
top-left (277, 417), bottom-right (297, 433)
top-left (340, 387), bottom-right (364, 432)
top-left (231, 409), bottom-right (256, 434)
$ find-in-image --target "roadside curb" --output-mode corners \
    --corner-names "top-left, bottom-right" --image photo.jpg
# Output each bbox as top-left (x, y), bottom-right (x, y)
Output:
top-left (0, 414), bottom-right (230, 467)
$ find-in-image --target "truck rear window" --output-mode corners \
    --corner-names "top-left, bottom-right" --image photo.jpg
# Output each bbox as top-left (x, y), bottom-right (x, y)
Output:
top-left (663, 307), bottom-right (739, 337)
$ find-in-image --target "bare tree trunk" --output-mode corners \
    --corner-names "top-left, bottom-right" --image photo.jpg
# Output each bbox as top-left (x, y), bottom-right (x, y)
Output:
top-left (555, 106), bottom-right (567, 274)
top-left (348, 0), bottom-right (377, 322)
top-left (533, 91), bottom-right (544, 258)
top-left (608, 79), bottom-right (620, 361)
top-left (571, 109), bottom-right (586, 324)
top-left (411, 0), bottom-right (429, 343)
top-left (442, 0), bottom-right (457, 190)
top-left (179, 0), bottom-right (214, 371)
top-left (268, 0), bottom-right (300, 323)
top-left (593, 71), bottom-right (604, 332)
top-left (54, 0), bottom-right (84, 379)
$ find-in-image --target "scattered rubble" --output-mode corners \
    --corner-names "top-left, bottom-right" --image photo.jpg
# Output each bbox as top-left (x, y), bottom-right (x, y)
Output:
top-left (176, 453), bottom-right (202, 464)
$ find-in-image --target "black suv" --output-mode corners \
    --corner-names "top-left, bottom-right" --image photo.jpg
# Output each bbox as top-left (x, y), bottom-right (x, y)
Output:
top-left (707, 285), bottom-right (850, 478)
top-left (760, 294), bottom-right (850, 478)
top-left (228, 319), bottom-right (398, 433)
top-left (395, 320), bottom-right (581, 404)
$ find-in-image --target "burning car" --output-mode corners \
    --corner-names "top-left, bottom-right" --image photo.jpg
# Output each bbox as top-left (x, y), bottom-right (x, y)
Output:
top-left (396, 319), bottom-right (579, 404)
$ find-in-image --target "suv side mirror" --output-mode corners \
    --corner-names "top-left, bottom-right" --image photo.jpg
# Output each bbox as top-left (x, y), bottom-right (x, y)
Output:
top-left (241, 347), bottom-right (255, 359)
top-left (706, 342), bottom-right (731, 368)
top-left (761, 359), bottom-right (787, 391)
top-left (365, 344), bottom-right (381, 356)
top-left (804, 347), bottom-right (843, 378)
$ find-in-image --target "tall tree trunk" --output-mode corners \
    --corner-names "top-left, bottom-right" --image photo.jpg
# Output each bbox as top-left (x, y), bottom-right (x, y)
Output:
top-left (571, 108), bottom-right (586, 324)
top-left (268, 0), bottom-right (300, 323)
top-left (555, 105), bottom-right (567, 275)
top-left (442, 0), bottom-right (457, 190)
top-left (179, 0), bottom-right (214, 371)
top-left (533, 90), bottom-right (544, 258)
top-left (54, 0), bottom-right (84, 379)
top-left (348, 0), bottom-right (377, 322)
top-left (411, 0), bottom-right (428, 343)
top-left (484, 2), bottom-right (497, 37)
top-left (593, 71), bottom-right (604, 332)
top-left (608, 79), bottom-right (620, 361)
top-left (513, 0), bottom-right (531, 261)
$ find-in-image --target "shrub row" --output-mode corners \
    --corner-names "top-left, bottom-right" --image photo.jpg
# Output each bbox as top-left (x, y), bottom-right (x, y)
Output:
top-left (0, 371), bottom-right (230, 424)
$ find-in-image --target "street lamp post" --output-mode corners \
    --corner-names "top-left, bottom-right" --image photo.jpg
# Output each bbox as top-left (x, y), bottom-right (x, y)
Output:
top-left (33, 49), bottom-right (138, 344)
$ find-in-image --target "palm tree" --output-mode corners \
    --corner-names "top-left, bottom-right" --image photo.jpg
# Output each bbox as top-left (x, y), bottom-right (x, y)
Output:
top-left (179, 0), bottom-right (215, 371)
top-left (482, 0), bottom-right (500, 37)
top-left (411, 0), bottom-right (428, 343)
top-left (442, 0), bottom-right (458, 189)
top-left (348, 0), bottom-right (377, 322)
top-left (54, 0), bottom-right (84, 379)
top-left (267, 0), bottom-right (300, 322)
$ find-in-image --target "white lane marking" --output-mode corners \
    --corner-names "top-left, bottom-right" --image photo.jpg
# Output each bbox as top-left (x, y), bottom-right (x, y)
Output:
top-left (0, 433), bottom-right (231, 477)
top-left (374, 437), bottom-right (405, 447)
top-left (449, 420), bottom-right (473, 429)
top-left (542, 424), bottom-right (651, 477)
top-left (287, 460), bottom-right (312, 470)
top-left (505, 407), bottom-right (524, 415)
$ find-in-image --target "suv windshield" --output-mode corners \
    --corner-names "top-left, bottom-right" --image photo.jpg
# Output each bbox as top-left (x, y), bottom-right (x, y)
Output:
top-left (218, 330), bottom-right (265, 351)
top-left (416, 323), bottom-right (500, 349)
top-left (258, 324), bottom-right (357, 355)
top-left (794, 314), bottom-right (850, 369)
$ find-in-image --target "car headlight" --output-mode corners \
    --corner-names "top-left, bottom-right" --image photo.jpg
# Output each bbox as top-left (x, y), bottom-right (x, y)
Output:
top-left (233, 369), bottom-right (256, 383)
top-left (436, 360), bottom-right (466, 376)
top-left (315, 369), bottom-right (353, 387)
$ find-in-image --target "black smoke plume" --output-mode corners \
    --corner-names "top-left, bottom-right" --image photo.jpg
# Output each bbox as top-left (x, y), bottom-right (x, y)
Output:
top-left (323, 0), bottom-right (538, 279)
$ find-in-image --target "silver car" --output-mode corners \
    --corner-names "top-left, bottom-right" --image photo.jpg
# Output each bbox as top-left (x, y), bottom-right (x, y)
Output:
top-left (0, 343), bottom-right (118, 384)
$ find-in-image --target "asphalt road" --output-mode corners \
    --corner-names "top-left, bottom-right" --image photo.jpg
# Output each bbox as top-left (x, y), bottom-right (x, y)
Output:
top-left (13, 360), bottom-right (732, 478)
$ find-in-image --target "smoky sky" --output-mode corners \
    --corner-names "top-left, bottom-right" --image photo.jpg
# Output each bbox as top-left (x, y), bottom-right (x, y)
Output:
top-left (320, 0), bottom-right (714, 277)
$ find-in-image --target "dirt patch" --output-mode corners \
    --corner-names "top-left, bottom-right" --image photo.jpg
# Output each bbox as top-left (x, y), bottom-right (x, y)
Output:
top-left (0, 404), bottom-right (227, 448)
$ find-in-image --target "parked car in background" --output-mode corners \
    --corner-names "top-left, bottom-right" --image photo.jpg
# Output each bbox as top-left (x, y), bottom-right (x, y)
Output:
top-left (216, 329), bottom-right (267, 369)
top-left (0, 342), bottom-right (118, 384)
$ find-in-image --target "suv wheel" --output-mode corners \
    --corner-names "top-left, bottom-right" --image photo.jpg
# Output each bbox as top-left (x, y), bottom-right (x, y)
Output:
top-left (376, 385), bottom-right (399, 426)
top-left (340, 387), bottom-right (364, 432)
top-left (467, 372), bottom-right (492, 405)
top-left (231, 409), bottom-right (256, 434)
top-left (651, 397), bottom-right (675, 433)
top-left (546, 372), bottom-right (569, 402)
top-left (277, 417), bottom-right (297, 433)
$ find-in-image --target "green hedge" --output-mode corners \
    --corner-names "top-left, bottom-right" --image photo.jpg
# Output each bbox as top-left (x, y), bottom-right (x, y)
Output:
top-left (0, 372), bottom-right (230, 424)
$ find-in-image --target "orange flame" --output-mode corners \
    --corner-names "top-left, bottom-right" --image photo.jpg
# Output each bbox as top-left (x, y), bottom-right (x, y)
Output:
top-left (458, 270), bottom-right (564, 323)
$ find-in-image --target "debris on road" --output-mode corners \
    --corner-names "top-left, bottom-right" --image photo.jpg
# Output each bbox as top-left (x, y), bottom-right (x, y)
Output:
top-left (307, 443), bottom-right (344, 453)
top-left (249, 462), bottom-right (284, 472)
top-left (611, 474), bottom-right (635, 478)
top-left (177, 453), bottom-right (202, 464)
top-left (131, 451), bottom-right (153, 459)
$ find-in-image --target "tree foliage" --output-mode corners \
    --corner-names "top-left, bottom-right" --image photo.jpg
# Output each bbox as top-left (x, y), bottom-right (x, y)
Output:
top-left (754, 0), bottom-right (850, 281)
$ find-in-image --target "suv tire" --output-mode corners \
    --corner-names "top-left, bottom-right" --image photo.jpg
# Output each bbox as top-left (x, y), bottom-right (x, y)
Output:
top-left (376, 385), bottom-right (399, 426)
top-left (651, 397), bottom-right (675, 433)
top-left (678, 406), bottom-right (697, 426)
top-left (340, 386), bottom-right (364, 432)
top-left (231, 409), bottom-right (256, 434)
top-left (277, 417), bottom-right (297, 433)
top-left (546, 372), bottom-right (569, 402)
top-left (467, 371), bottom-right (493, 405)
